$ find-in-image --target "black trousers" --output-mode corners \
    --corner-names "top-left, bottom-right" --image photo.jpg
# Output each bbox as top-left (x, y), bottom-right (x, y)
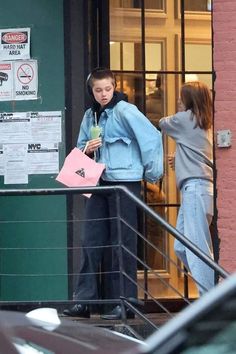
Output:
top-left (75, 180), bottom-right (141, 301)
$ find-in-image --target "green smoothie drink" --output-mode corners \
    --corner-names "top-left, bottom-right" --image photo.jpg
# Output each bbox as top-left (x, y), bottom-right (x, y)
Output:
top-left (90, 112), bottom-right (102, 139)
top-left (90, 124), bottom-right (102, 139)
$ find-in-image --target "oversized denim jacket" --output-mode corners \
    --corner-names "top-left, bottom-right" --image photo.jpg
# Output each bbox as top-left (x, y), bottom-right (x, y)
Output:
top-left (77, 100), bottom-right (163, 183)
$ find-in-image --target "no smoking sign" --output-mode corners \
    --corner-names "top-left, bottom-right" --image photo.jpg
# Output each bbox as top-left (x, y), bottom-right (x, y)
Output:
top-left (14, 60), bottom-right (38, 100)
top-left (17, 63), bottom-right (34, 84)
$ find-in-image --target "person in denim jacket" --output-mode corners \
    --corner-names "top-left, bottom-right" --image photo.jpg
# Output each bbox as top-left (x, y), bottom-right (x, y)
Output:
top-left (64, 68), bottom-right (163, 319)
top-left (159, 81), bottom-right (214, 296)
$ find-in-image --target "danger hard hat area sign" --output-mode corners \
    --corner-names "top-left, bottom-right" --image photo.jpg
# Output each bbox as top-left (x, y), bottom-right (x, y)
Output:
top-left (0, 28), bottom-right (30, 60)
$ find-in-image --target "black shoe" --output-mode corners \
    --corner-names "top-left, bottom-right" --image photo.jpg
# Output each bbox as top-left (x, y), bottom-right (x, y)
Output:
top-left (126, 297), bottom-right (145, 309)
top-left (63, 304), bottom-right (90, 318)
top-left (101, 305), bottom-right (134, 320)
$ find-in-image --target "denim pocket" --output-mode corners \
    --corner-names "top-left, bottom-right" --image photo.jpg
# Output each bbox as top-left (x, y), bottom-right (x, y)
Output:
top-left (183, 179), bottom-right (213, 219)
top-left (199, 180), bottom-right (213, 196)
top-left (105, 136), bottom-right (132, 169)
top-left (183, 179), bottom-right (213, 195)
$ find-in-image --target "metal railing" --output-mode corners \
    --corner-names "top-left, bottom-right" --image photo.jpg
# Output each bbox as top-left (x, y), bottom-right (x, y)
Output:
top-left (0, 185), bottom-right (229, 338)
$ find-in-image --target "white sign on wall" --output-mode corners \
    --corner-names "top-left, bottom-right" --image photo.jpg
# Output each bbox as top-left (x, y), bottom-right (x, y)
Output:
top-left (0, 111), bottom-right (62, 184)
top-left (0, 60), bottom-right (38, 100)
top-left (14, 60), bottom-right (38, 100)
top-left (0, 28), bottom-right (30, 61)
top-left (0, 62), bottom-right (13, 100)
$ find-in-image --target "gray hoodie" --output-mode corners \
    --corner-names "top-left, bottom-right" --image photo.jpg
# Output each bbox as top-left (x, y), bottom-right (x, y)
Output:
top-left (159, 109), bottom-right (213, 189)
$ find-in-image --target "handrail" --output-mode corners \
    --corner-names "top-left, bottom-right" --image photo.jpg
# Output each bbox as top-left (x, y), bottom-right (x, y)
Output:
top-left (0, 185), bottom-right (229, 279)
top-left (0, 184), bottom-right (229, 338)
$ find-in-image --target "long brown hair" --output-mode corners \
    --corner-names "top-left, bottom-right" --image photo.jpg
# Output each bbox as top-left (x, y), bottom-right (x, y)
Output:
top-left (180, 81), bottom-right (212, 130)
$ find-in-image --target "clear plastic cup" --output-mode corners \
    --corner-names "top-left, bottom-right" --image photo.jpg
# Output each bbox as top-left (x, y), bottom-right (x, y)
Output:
top-left (90, 125), bottom-right (102, 139)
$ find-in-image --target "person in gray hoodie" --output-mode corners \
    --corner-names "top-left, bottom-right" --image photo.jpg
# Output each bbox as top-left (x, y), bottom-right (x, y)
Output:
top-left (159, 81), bottom-right (214, 295)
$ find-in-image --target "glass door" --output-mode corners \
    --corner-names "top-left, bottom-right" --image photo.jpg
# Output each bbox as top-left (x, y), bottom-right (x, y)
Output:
top-left (109, 0), bottom-right (213, 299)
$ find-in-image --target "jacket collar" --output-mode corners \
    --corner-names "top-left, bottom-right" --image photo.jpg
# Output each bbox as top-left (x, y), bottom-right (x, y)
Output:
top-left (91, 91), bottom-right (128, 120)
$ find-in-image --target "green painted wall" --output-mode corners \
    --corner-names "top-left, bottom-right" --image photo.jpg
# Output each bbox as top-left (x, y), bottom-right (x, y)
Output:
top-left (0, 0), bottom-right (67, 301)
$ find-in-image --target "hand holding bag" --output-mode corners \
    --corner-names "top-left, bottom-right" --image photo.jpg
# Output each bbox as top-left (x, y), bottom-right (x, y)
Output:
top-left (56, 146), bottom-right (105, 197)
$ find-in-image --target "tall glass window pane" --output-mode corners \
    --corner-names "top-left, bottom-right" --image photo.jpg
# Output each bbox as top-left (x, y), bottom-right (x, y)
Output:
top-left (184, 1), bottom-right (212, 72)
top-left (145, 43), bottom-right (163, 71)
top-left (116, 72), bottom-right (143, 109)
top-left (145, 2), bottom-right (180, 72)
top-left (146, 73), bottom-right (165, 126)
top-left (110, 0), bottom-right (142, 70)
top-left (185, 43), bottom-right (212, 71)
top-left (110, 42), bottom-right (135, 70)
top-left (185, 43), bottom-right (212, 86)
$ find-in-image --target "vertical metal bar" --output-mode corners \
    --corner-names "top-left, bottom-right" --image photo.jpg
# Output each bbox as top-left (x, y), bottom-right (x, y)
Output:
top-left (210, 0), bottom-right (218, 284)
top-left (183, 266), bottom-right (189, 298)
top-left (181, 0), bottom-right (189, 299)
top-left (143, 184), bottom-right (148, 301)
top-left (115, 189), bottom-right (126, 319)
top-left (141, 0), bottom-right (148, 303)
top-left (98, 0), bottom-right (110, 67)
top-left (141, 0), bottom-right (146, 112)
top-left (180, 0), bottom-right (185, 83)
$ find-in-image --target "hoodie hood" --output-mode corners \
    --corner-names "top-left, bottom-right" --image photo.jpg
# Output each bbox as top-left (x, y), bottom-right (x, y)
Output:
top-left (91, 91), bottom-right (128, 120)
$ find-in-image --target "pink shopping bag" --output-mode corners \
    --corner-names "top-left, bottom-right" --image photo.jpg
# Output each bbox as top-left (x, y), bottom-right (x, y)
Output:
top-left (56, 147), bottom-right (105, 197)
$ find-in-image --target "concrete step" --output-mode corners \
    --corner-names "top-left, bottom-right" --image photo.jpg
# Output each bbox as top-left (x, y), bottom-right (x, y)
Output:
top-left (59, 312), bottom-right (175, 339)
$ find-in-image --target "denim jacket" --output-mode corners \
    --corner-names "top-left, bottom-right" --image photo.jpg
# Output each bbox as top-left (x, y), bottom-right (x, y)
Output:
top-left (77, 100), bottom-right (163, 183)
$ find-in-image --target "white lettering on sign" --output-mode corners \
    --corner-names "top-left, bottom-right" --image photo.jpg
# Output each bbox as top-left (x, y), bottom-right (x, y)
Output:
top-left (2, 32), bottom-right (27, 43)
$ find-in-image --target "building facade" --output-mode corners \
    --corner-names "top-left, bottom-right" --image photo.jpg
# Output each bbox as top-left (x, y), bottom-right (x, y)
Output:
top-left (0, 0), bottom-right (234, 303)
top-left (214, 0), bottom-right (236, 272)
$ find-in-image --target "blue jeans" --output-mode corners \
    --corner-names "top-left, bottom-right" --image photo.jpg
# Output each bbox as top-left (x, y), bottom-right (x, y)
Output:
top-left (175, 178), bottom-right (214, 295)
top-left (75, 181), bottom-right (141, 301)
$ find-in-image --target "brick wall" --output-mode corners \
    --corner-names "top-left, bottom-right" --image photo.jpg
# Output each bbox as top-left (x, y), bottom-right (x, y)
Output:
top-left (214, 0), bottom-right (236, 272)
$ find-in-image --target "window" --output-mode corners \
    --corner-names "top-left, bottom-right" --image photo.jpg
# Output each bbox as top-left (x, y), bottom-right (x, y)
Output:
top-left (109, 0), bottom-right (213, 299)
top-left (185, 0), bottom-right (211, 12)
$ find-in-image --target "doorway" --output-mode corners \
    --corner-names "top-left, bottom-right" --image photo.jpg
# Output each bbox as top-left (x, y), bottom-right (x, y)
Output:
top-left (108, 0), bottom-right (213, 299)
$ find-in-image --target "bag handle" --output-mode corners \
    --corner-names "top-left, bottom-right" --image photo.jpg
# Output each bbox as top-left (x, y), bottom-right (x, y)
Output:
top-left (83, 141), bottom-right (97, 160)
top-left (82, 142), bottom-right (89, 154)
